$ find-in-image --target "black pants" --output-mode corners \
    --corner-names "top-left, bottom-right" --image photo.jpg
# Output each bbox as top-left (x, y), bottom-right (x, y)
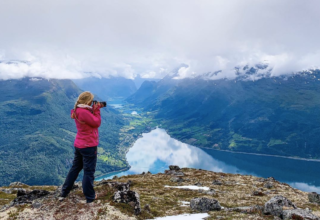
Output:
top-left (61, 146), bottom-right (97, 203)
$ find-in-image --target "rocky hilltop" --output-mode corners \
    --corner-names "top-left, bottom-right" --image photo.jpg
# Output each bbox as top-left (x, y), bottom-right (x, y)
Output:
top-left (1, 166), bottom-right (320, 220)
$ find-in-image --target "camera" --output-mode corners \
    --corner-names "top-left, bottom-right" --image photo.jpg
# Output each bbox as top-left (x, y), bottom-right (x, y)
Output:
top-left (92, 100), bottom-right (107, 108)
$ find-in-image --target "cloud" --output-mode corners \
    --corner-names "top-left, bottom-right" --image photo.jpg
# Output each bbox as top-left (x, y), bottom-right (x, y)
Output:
top-left (0, 0), bottom-right (320, 80)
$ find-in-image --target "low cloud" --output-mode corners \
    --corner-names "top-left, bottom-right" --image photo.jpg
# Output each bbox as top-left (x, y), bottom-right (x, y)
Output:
top-left (0, 0), bottom-right (320, 80)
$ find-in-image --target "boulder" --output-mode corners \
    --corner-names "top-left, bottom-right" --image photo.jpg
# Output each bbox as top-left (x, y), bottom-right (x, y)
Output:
top-left (165, 170), bottom-right (185, 176)
top-left (169, 165), bottom-right (181, 171)
top-left (264, 195), bottom-right (296, 217)
top-left (308, 192), bottom-right (320, 204)
top-left (12, 190), bottom-right (50, 205)
top-left (190, 197), bottom-right (221, 212)
top-left (114, 190), bottom-right (141, 215)
top-left (95, 180), bottom-right (131, 192)
top-left (282, 208), bottom-right (320, 220)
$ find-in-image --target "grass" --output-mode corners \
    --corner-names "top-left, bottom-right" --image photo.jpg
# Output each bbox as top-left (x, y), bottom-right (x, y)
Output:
top-left (1, 168), bottom-right (320, 219)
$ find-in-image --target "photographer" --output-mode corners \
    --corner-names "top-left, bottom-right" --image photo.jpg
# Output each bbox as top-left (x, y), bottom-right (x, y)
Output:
top-left (59, 91), bottom-right (104, 203)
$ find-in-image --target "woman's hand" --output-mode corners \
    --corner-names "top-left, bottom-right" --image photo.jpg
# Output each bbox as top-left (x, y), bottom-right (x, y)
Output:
top-left (93, 102), bottom-right (101, 111)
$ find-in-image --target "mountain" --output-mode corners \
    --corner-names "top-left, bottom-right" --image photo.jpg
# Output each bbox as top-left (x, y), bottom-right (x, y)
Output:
top-left (73, 77), bottom-right (137, 101)
top-left (126, 69), bottom-right (320, 159)
top-left (0, 77), bottom-right (129, 186)
top-left (1, 166), bottom-right (319, 219)
top-left (132, 75), bottom-right (161, 89)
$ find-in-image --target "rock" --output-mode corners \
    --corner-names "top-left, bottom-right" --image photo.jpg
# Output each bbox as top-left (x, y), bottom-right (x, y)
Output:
top-left (32, 201), bottom-right (42, 209)
top-left (190, 197), bottom-right (221, 212)
top-left (212, 180), bottom-right (222, 185)
top-left (282, 208), bottom-right (320, 220)
top-left (252, 190), bottom-right (265, 196)
top-left (144, 204), bottom-right (151, 213)
top-left (95, 180), bottom-right (131, 192)
top-left (12, 190), bottom-right (50, 206)
top-left (114, 191), bottom-right (141, 215)
top-left (9, 182), bottom-right (28, 187)
top-left (266, 177), bottom-right (276, 182)
top-left (165, 170), bottom-right (185, 176)
top-left (264, 195), bottom-right (297, 217)
top-left (205, 189), bottom-right (216, 195)
top-left (308, 192), bottom-right (320, 204)
top-left (170, 176), bottom-right (184, 183)
top-left (169, 165), bottom-right (181, 171)
top-left (257, 177), bottom-right (276, 182)
top-left (195, 182), bottom-right (202, 186)
top-left (264, 181), bottom-right (274, 189)
top-left (257, 177), bottom-right (266, 182)
top-left (0, 188), bottom-right (26, 194)
top-left (229, 205), bottom-right (264, 214)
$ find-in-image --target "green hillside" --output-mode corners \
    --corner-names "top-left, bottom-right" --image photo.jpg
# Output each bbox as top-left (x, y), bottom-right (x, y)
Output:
top-left (0, 78), bottom-right (129, 186)
top-left (127, 70), bottom-right (320, 159)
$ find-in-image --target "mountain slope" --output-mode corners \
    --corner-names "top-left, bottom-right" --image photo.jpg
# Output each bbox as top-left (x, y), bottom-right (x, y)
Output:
top-left (127, 70), bottom-right (320, 159)
top-left (73, 77), bottom-right (137, 101)
top-left (0, 77), bottom-right (129, 186)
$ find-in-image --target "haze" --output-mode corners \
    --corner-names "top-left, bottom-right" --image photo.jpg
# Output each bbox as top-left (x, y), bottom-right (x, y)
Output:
top-left (0, 0), bottom-right (319, 80)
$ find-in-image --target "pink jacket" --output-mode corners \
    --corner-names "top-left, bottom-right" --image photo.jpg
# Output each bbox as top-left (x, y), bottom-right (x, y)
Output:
top-left (71, 106), bottom-right (101, 148)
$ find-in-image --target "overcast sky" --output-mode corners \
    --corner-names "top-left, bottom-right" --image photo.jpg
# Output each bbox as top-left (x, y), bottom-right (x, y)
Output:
top-left (0, 0), bottom-right (319, 80)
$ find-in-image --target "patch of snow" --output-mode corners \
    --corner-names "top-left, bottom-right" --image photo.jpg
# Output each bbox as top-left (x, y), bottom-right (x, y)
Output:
top-left (29, 77), bottom-right (42, 81)
top-left (150, 213), bottom-right (209, 220)
top-left (164, 185), bottom-right (210, 190)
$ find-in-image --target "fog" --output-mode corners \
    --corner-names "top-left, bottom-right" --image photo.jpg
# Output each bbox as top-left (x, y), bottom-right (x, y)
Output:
top-left (0, 0), bottom-right (319, 80)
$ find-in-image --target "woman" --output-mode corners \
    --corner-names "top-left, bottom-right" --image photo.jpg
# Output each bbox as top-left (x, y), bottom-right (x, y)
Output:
top-left (59, 91), bottom-right (101, 203)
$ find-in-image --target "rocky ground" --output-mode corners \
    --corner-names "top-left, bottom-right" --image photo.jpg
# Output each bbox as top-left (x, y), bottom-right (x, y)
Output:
top-left (1, 166), bottom-right (320, 220)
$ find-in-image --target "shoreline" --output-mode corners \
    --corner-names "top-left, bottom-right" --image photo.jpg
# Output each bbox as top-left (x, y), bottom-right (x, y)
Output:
top-left (95, 167), bottom-right (131, 181)
top-left (196, 147), bottom-right (320, 162)
top-left (158, 127), bottom-right (320, 163)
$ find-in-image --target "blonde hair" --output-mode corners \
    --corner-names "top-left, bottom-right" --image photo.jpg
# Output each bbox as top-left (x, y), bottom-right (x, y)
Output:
top-left (71, 91), bottom-right (94, 120)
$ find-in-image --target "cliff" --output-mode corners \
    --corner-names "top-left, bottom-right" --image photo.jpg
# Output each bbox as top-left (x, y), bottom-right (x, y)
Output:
top-left (1, 167), bottom-right (320, 220)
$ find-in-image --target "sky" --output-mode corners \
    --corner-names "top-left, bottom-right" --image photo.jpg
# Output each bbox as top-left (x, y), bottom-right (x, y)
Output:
top-left (0, 0), bottom-right (320, 80)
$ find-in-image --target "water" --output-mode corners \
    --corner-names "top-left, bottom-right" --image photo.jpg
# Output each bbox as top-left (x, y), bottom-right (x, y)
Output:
top-left (97, 128), bottom-right (320, 193)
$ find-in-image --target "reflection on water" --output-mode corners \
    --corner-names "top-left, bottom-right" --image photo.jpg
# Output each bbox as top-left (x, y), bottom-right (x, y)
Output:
top-left (97, 128), bottom-right (320, 193)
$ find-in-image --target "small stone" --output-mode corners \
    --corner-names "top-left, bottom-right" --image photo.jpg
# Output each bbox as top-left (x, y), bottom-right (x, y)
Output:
top-left (282, 208), bottom-right (320, 220)
top-left (252, 191), bottom-right (265, 196)
top-left (194, 182), bottom-right (202, 186)
top-left (32, 201), bottom-right (42, 209)
top-left (144, 204), bottom-right (151, 213)
top-left (9, 182), bottom-right (28, 187)
top-left (205, 189), bottom-right (216, 195)
top-left (212, 180), bottom-right (222, 185)
top-left (190, 197), bottom-right (221, 212)
top-left (170, 176), bottom-right (184, 183)
top-left (308, 192), bottom-right (320, 204)
top-left (264, 181), bottom-right (273, 189)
